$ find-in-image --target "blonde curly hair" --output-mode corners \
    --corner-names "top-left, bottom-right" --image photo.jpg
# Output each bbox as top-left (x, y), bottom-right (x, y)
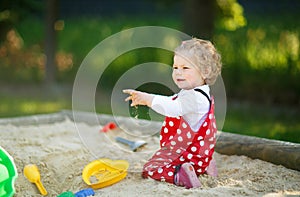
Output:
top-left (174, 38), bottom-right (222, 85)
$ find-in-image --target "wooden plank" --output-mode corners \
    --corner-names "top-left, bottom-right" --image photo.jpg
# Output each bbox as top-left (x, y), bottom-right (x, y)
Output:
top-left (215, 131), bottom-right (300, 171)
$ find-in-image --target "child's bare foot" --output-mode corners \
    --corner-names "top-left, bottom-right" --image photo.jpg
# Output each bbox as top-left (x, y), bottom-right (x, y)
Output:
top-left (175, 163), bottom-right (201, 189)
top-left (206, 159), bottom-right (218, 177)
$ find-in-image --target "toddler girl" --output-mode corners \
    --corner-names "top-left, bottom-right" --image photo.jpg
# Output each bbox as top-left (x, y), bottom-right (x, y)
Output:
top-left (123, 38), bottom-right (222, 189)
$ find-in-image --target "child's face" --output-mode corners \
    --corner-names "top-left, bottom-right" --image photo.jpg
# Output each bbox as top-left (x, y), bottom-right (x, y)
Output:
top-left (172, 54), bottom-right (205, 90)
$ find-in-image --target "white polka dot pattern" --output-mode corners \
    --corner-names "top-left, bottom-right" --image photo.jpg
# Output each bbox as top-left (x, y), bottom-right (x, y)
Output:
top-left (163, 127), bottom-right (168, 133)
top-left (186, 132), bottom-right (191, 139)
top-left (205, 150), bottom-right (209, 155)
top-left (142, 97), bottom-right (217, 184)
top-left (178, 136), bottom-right (183, 142)
top-left (206, 129), bottom-right (210, 135)
top-left (191, 146), bottom-right (197, 152)
top-left (200, 140), bottom-right (204, 146)
top-left (158, 168), bottom-right (163, 173)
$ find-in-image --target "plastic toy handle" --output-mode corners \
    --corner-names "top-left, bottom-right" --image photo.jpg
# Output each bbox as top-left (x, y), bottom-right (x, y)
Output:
top-left (115, 137), bottom-right (134, 146)
top-left (35, 179), bottom-right (48, 196)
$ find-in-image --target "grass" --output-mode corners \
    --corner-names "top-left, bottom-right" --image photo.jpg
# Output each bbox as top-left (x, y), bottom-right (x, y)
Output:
top-left (0, 85), bottom-right (71, 117)
top-left (223, 101), bottom-right (300, 143)
top-left (0, 97), bottom-right (69, 117)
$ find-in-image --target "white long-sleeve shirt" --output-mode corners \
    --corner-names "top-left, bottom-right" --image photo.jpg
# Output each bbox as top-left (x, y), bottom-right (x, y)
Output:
top-left (151, 85), bottom-right (210, 132)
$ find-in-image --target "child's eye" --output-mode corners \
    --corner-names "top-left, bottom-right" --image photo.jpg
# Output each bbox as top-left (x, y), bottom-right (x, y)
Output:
top-left (183, 66), bottom-right (190, 69)
top-left (173, 66), bottom-right (178, 69)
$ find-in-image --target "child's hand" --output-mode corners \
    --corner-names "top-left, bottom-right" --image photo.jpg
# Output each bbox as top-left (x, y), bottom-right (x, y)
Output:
top-left (123, 89), bottom-right (154, 107)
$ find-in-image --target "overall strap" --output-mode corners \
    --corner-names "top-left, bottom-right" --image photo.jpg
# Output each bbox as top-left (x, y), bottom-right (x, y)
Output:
top-left (194, 88), bottom-right (211, 106)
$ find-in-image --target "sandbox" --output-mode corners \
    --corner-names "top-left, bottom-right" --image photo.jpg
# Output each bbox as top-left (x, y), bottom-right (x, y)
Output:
top-left (0, 110), bottom-right (299, 196)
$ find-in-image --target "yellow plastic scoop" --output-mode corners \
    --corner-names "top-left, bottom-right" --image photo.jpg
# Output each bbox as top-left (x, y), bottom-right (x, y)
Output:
top-left (23, 164), bottom-right (47, 196)
top-left (82, 158), bottom-right (129, 189)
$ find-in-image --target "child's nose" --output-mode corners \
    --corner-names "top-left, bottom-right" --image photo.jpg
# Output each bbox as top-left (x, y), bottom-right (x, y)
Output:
top-left (174, 69), bottom-right (182, 75)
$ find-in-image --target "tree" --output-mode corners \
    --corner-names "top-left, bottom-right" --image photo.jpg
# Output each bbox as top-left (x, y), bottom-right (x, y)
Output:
top-left (0, 0), bottom-right (58, 85)
top-left (183, 0), bottom-right (246, 39)
top-left (0, 0), bottom-right (42, 43)
top-left (45, 0), bottom-right (58, 85)
top-left (183, 0), bottom-right (215, 39)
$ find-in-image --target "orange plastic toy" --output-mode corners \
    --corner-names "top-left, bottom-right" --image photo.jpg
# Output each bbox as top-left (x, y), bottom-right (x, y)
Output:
top-left (100, 122), bottom-right (117, 133)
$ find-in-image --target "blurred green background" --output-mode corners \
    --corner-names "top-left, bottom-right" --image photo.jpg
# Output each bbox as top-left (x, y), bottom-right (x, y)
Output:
top-left (0, 0), bottom-right (299, 143)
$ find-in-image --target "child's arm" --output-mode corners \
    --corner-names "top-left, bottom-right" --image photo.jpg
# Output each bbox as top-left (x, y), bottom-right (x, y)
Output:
top-left (123, 89), bottom-right (154, 107)
top-left (123, 89), bottom-right (183, 117)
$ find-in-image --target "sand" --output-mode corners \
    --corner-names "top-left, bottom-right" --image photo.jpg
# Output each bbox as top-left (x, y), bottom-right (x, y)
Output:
top-left (0, 117), bottom-right (299, 197)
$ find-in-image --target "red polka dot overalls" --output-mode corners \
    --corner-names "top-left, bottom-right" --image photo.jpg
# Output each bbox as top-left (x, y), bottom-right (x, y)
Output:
top-left (142, 94), bottom-right (217, 184)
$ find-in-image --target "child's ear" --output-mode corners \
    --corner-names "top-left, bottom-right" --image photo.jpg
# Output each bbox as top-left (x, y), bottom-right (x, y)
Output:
top-left (201, 66), bottom-right (212, 78)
